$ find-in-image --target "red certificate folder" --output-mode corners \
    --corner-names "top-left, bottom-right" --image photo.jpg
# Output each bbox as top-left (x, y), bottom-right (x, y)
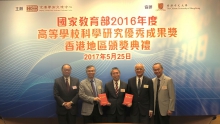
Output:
top-left (98, 93), bottom-right (108, 105)
top-left (123, 93), bottom-right (133, 104)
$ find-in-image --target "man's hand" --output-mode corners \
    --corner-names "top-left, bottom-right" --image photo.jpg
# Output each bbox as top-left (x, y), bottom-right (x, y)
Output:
top-left (149, 111), bottom-right (153, 118)
top-left (94, 97), bottom-right (101, 102)
top-left (101, 102), bottom-right (111, 106)
top-left (167, 110), bottom-right (172, 116)
top-left (124, 103), bottom-right (132, 107)
top-left (106, 102), bottom-right (111, 106)
top-left (64, 102), bottom-right (72, 109)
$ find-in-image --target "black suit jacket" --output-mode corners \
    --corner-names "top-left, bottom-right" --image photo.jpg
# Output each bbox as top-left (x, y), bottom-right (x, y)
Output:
top-left (105, 80), bottom-right (127, 115)
top-left (127, 76), bottom-right (154, 116)
top-left (53, 76), bottom-right (79, 115)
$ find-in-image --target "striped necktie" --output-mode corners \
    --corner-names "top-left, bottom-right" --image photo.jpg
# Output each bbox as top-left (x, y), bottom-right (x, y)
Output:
top-left (115, 81), bottom-right (118, 95)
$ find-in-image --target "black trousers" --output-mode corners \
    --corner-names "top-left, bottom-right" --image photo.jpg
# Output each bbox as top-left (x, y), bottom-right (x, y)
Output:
top-left (154, 101), bottom-right (170, 124)
top-left (107, 109), bottom-right (125, 123)
top-left (83, 104), bottom-right (102, 124)
top-left (57, 110), bottom-right (76, 124)
top-left (130, 110), bottom-right (150, 123)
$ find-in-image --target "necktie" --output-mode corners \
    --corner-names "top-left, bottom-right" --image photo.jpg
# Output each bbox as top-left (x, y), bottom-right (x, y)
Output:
top-left (156, 79), bottom-right (160, 101)
top-left (115, 81), bottom-right (118, 95)
top-left (138, 78), bottom-right (141, 94)
top-left (90, 80), bottom-right (97, 97)
top-left (66, 78), bottom-right (69, 92)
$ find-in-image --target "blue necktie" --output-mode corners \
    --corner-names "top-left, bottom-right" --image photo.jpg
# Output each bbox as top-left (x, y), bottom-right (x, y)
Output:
top-left (90, 80), bottom-right (97, 97)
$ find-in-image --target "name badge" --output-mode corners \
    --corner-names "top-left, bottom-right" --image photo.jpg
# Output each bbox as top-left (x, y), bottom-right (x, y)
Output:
top-left (162, 86), bottom-right (167, 89)
top-left (120, 89), bottom-right (125, 92)
top-left (72, 86), bottom-right (77, 89)
top-left (143, 85), bottom-right (149, 88)
top-left (98, 86), bottom-right (102, 89)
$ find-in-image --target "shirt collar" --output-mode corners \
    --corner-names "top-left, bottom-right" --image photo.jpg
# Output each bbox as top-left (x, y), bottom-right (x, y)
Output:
top-left (136, 76), bottom-right (143, 80)
top-left (87, 78), bottom-right (94, 82)
top-left (113, 79), bottom-right (120, 83)
top-left (157, 74), bottom-right (164, 81)
top-left (64, 76), bottom-right (70, 80)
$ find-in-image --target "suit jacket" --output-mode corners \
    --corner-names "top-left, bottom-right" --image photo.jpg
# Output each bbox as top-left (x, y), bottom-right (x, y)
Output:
top-left (79, 78), bottom-right (104, 116)
top-left (105, 80), bottom-right (127, 115)
top-left (53, 76), bottom-right (79, 115)
top-left (127, 76), bottom-right (154, 116)
top-left (153, 74), bottom-right (175, 116)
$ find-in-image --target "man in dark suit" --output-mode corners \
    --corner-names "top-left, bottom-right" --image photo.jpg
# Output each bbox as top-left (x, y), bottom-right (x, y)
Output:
top-left (79, 65), bottom-right (104, 123)
top-left (53, 64), bottom-right (79, 124)
top-left (127, 63), bottom-right (154, 123)
top-left (105, 67), bottom-right (128, 123)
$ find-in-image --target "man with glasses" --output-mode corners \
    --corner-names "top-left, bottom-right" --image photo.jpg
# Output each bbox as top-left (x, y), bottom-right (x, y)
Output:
top-left (152, 63), bottom-right (175, 124)
top-left (79, 65), bottom-right (104, 123)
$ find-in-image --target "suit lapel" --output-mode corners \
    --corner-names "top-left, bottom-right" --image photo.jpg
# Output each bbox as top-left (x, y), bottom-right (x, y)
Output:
top-left (69, 77), bottom-right (76, 89)
top-left (119, 81), bottom-right (126, 95)
top-left (70, 77), bottom-right (73, 87)
top-left (117, 81), bottom-right (122, 97)
top-left (94, 78), bottom-right (100, 94)
top-left (110, 80), bottom-right (117, 97)
top-left (61, 76), bottom-right (69, 93)
top-left (139, 76), bottom-right (144, 94)
top-left (159, 75), bottom-right (165, 91)
top-left (85, 79), bottom-right (94, 94)
top-left (153, 78), bottom-right (157, 91)
top-left (132, 77), bottom-right (138, 94)
top-left (61, 76), bottom-right (66, 87)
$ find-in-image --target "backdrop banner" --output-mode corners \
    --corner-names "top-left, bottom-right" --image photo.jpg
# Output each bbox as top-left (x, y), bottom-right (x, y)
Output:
top-left (0, 0), bottom-right (220, 117)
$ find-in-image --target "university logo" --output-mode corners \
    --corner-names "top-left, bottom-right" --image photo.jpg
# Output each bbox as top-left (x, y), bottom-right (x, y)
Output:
top-left (157, 3), bottom-right (165, 11)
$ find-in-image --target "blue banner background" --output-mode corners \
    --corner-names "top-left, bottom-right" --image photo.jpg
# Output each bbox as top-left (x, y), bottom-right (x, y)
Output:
top-left (0, 0), bottom-right (220, 117)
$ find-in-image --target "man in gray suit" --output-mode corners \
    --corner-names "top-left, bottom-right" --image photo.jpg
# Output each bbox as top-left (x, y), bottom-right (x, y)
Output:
top-left (79, 65), bottom-right (104, 123)
top-left (152, 63), bottom-right (176, 124)
top-left (54, 64), bottom-right (79, 124)
top-left (105, 67), bottom-right (128, 123)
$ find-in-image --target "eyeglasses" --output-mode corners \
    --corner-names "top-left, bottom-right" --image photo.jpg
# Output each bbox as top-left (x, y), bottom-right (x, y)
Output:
top-left (87, 70), bottom-right (95, 72)
top-left (135, 68), bottom-right (144, 71)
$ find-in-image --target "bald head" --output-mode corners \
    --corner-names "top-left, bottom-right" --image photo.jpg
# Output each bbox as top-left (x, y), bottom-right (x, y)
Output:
top-left (135, 63), bottom-right (145, 77)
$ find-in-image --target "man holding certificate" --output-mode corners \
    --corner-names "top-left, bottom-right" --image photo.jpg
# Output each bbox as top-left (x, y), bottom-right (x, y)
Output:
top-left (79, 65), bottom-right (104, 123)
top-left (104, 67), bottom-right (128, 123)
top-left (127, 63), bottom-right (154, 123)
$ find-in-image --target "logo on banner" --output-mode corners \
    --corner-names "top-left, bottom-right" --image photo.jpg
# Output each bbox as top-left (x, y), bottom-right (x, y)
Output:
top-left (157, 3), bottom-right (165, 11)
top-left (26, 5), bottom-right (38, 12)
